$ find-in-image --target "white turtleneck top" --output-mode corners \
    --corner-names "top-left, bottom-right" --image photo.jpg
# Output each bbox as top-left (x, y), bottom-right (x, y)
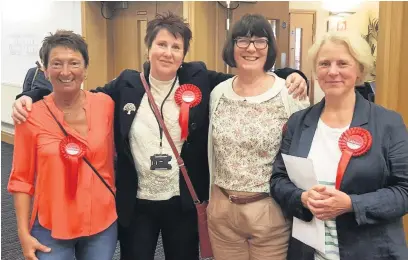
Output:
top-left (129, 74), bottom-right (183, 201)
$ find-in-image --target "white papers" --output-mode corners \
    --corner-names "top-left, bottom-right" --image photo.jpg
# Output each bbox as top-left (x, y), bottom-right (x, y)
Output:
top-left (281, 154), bottom-right (326, 254)
top-left (292, 214), bottom-right (326, 254)
top-left (281, 154), bottom-right (318, 190)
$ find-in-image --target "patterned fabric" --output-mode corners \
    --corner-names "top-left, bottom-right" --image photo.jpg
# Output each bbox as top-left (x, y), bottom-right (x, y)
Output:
top-left (129, 75), bottom-right (183, 201)
top-left (212, 93), bottom-right (288, 193)
top-left (208, 73), bottom-right (310, 194)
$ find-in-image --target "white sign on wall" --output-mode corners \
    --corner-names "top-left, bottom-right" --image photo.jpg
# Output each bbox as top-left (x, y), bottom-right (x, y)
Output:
top-left (1, 0), bottom-right (82, 86)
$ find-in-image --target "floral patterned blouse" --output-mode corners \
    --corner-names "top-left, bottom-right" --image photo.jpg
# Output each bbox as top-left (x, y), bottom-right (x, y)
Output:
top-left (212, 76), bottom-right (290, 193)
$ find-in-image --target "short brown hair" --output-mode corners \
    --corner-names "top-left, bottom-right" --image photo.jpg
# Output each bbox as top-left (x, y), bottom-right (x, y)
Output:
top-left (144, 12), bottom-right (192, 56)
top-left (222, 14), bottom-right (277, 71)
top-left (42, 30), bottom-right (89, 69)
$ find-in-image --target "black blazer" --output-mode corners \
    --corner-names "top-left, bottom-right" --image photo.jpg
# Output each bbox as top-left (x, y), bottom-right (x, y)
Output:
top-left (270, 92), bottom-right (408, 259)
top-left (22, 67), bottom-right (52, 92)
top-left (21, 61), bottom-right (307, 229)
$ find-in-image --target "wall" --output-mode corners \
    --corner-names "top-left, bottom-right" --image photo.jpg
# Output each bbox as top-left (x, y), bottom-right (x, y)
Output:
top-left (83, 1), bottom-right (217, 82)
top-left (1, 1), bottom-right (82, 133)
top-left (214, 1), bottom-right (290, 73)
top-left (107, 2), bottom-right (184, 76)
top-left (183, 1), bottom-right (217, 70)
top-left (289, 1), bottom-right (379, 103)
top-left (375, 1), bottom-right (408, 239)
top-left (81, 2), bottom-right (112, 91)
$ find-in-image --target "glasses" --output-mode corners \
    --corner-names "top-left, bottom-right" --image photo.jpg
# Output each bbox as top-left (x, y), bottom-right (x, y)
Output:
top-left (235, 38), bottom-right (269, 50)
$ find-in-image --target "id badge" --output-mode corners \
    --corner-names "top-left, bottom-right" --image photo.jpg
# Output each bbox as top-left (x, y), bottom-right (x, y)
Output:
top-left (150, 154), bottom-right (172, 170)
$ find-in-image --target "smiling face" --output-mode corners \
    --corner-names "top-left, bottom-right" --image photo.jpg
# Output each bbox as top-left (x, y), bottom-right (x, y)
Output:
top-left (233, 36), bottom-right (268, 73)
top-left (44, 46), bottom-right (86, 95)
top-left (148, 29), bottom-right (184, 81)
top-left (316, 41), bottom-right (362, 98)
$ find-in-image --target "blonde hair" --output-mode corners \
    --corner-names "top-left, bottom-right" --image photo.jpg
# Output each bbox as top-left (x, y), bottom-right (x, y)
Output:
top-left (308, 31), bottom-right (374, 85)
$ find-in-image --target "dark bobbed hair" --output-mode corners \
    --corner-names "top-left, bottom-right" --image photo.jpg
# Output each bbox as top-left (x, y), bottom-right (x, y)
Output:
top-left (42, 30), bottom-right (89, 69)
top-left (144, 12), bottom-right (192, 56)
top-left (222, 14), bottom-right (278, 71)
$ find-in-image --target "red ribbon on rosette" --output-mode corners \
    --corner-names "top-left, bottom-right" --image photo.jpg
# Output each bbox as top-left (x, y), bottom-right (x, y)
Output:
top-left (175, 84), bottom-right (202, 141)
top-left (336, 127), bottom-right (372, 190)
top-left (60, 136), bottom-right (86, 198)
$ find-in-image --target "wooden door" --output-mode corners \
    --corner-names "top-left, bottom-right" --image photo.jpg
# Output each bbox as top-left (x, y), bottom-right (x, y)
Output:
top-left (289, 12), bottom-right (315, 81)
top-left (111, 2), bottom-right (183, 76)
top-left (214, 2), bottom-right (290, 74)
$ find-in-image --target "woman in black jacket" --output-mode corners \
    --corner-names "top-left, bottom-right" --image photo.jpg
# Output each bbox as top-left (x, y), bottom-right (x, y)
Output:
top-left (12, 13), bottom-right (308, 260)
top-left (22, 47), bottom-right (52, 92)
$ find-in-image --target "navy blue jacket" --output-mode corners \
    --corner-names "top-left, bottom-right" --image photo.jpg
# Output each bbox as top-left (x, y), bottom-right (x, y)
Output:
top-left (271, 92), bottom-right (408, 259)
top-left (22, 67), bottom-right (52, 92)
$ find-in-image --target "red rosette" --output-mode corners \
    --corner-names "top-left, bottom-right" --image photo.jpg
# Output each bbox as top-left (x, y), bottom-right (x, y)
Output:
top-left (335, 127), bottom-right (372, 189)
top-left (60, 136), bottom-right (86, 198)
top-left (175, 84), bottom-right (202, 141)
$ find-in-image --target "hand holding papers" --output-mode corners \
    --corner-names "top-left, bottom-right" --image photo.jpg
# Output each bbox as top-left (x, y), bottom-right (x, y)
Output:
top-left (281, 154), bottom-right (325, 254)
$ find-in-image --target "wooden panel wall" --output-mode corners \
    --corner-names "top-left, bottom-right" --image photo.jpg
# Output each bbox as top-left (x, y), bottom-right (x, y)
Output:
top-left (81, 2), bottom-right (111, 90)
top-left (376, 1), bottom-right (408, 241)
top-left (109, 2), bottom-right (183, 76)
top-left (157, 1), bottom-right (183, 15)
top-left (215, 1), bottom-right (290, 73)
top-left (82, 2), bottom-right (290, 83)
top-left (376, 2), bottom-right (408, 124)
top-left (214, 3), bottom-right (228, 72)
top-left (183, 1), bottom-right (217, 70)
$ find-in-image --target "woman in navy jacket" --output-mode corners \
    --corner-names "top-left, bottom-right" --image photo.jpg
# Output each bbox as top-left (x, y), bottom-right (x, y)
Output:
top-left (270, 31), bottom-right (408, 260)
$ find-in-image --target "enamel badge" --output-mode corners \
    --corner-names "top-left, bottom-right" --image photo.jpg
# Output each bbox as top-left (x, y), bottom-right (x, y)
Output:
top-left (123, 103), bottom-right (136, 115)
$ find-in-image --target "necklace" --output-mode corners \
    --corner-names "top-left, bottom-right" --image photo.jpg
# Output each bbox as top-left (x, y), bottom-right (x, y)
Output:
top-left (54, 91), bottom-right (84, 116)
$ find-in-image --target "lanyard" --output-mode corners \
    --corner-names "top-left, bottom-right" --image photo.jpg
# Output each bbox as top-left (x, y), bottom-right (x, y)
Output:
top-left (146, 76), bottom-right (178, 149)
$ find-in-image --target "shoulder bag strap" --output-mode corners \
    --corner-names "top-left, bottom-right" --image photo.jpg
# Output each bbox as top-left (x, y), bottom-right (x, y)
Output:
top-left (139, 73), bottom-right (201, 204)
top-left (42, 100), bottom-right (115, 197)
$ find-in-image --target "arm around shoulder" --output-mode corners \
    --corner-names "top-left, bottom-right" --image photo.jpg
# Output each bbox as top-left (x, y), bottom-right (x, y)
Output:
top-left (92, 69), bottom-right (135, 98)
top-left (203, 61), bottom-right (234, 91)
top-left (16, 88), bottom-right (51, 103)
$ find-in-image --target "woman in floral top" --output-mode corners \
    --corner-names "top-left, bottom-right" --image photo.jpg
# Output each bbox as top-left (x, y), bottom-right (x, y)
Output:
top-left (207, 14), bottom-right (309, 260)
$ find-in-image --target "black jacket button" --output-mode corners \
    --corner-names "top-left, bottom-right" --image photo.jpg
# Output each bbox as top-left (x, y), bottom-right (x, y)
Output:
top-left (191, 123), bottom-right (197, 130)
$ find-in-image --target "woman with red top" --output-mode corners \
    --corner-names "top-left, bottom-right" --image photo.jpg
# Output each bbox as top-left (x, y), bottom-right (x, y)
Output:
top-left (8, 30), bottom-right (117, 260)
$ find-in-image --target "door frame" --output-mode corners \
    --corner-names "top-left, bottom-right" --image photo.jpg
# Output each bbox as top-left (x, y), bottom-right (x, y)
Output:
top-left (289, 10), bottom-right (316, 104)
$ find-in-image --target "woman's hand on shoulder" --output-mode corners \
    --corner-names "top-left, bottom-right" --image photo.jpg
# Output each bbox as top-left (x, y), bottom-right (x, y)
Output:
top-left (12, 96), bottom-right (33, 124)
top-left (285, 73), bottom-right (308, 100)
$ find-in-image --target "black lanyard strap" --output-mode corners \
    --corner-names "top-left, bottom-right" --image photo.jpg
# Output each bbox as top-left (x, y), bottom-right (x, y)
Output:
top-left (146, 76), bottom-right (178, 148)
top-left (42, 100), bottom-right (115, 198)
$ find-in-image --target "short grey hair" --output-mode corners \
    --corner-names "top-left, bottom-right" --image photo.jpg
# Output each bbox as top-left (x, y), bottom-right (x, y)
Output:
top-left (308, 31), bottom-right (374, 85)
